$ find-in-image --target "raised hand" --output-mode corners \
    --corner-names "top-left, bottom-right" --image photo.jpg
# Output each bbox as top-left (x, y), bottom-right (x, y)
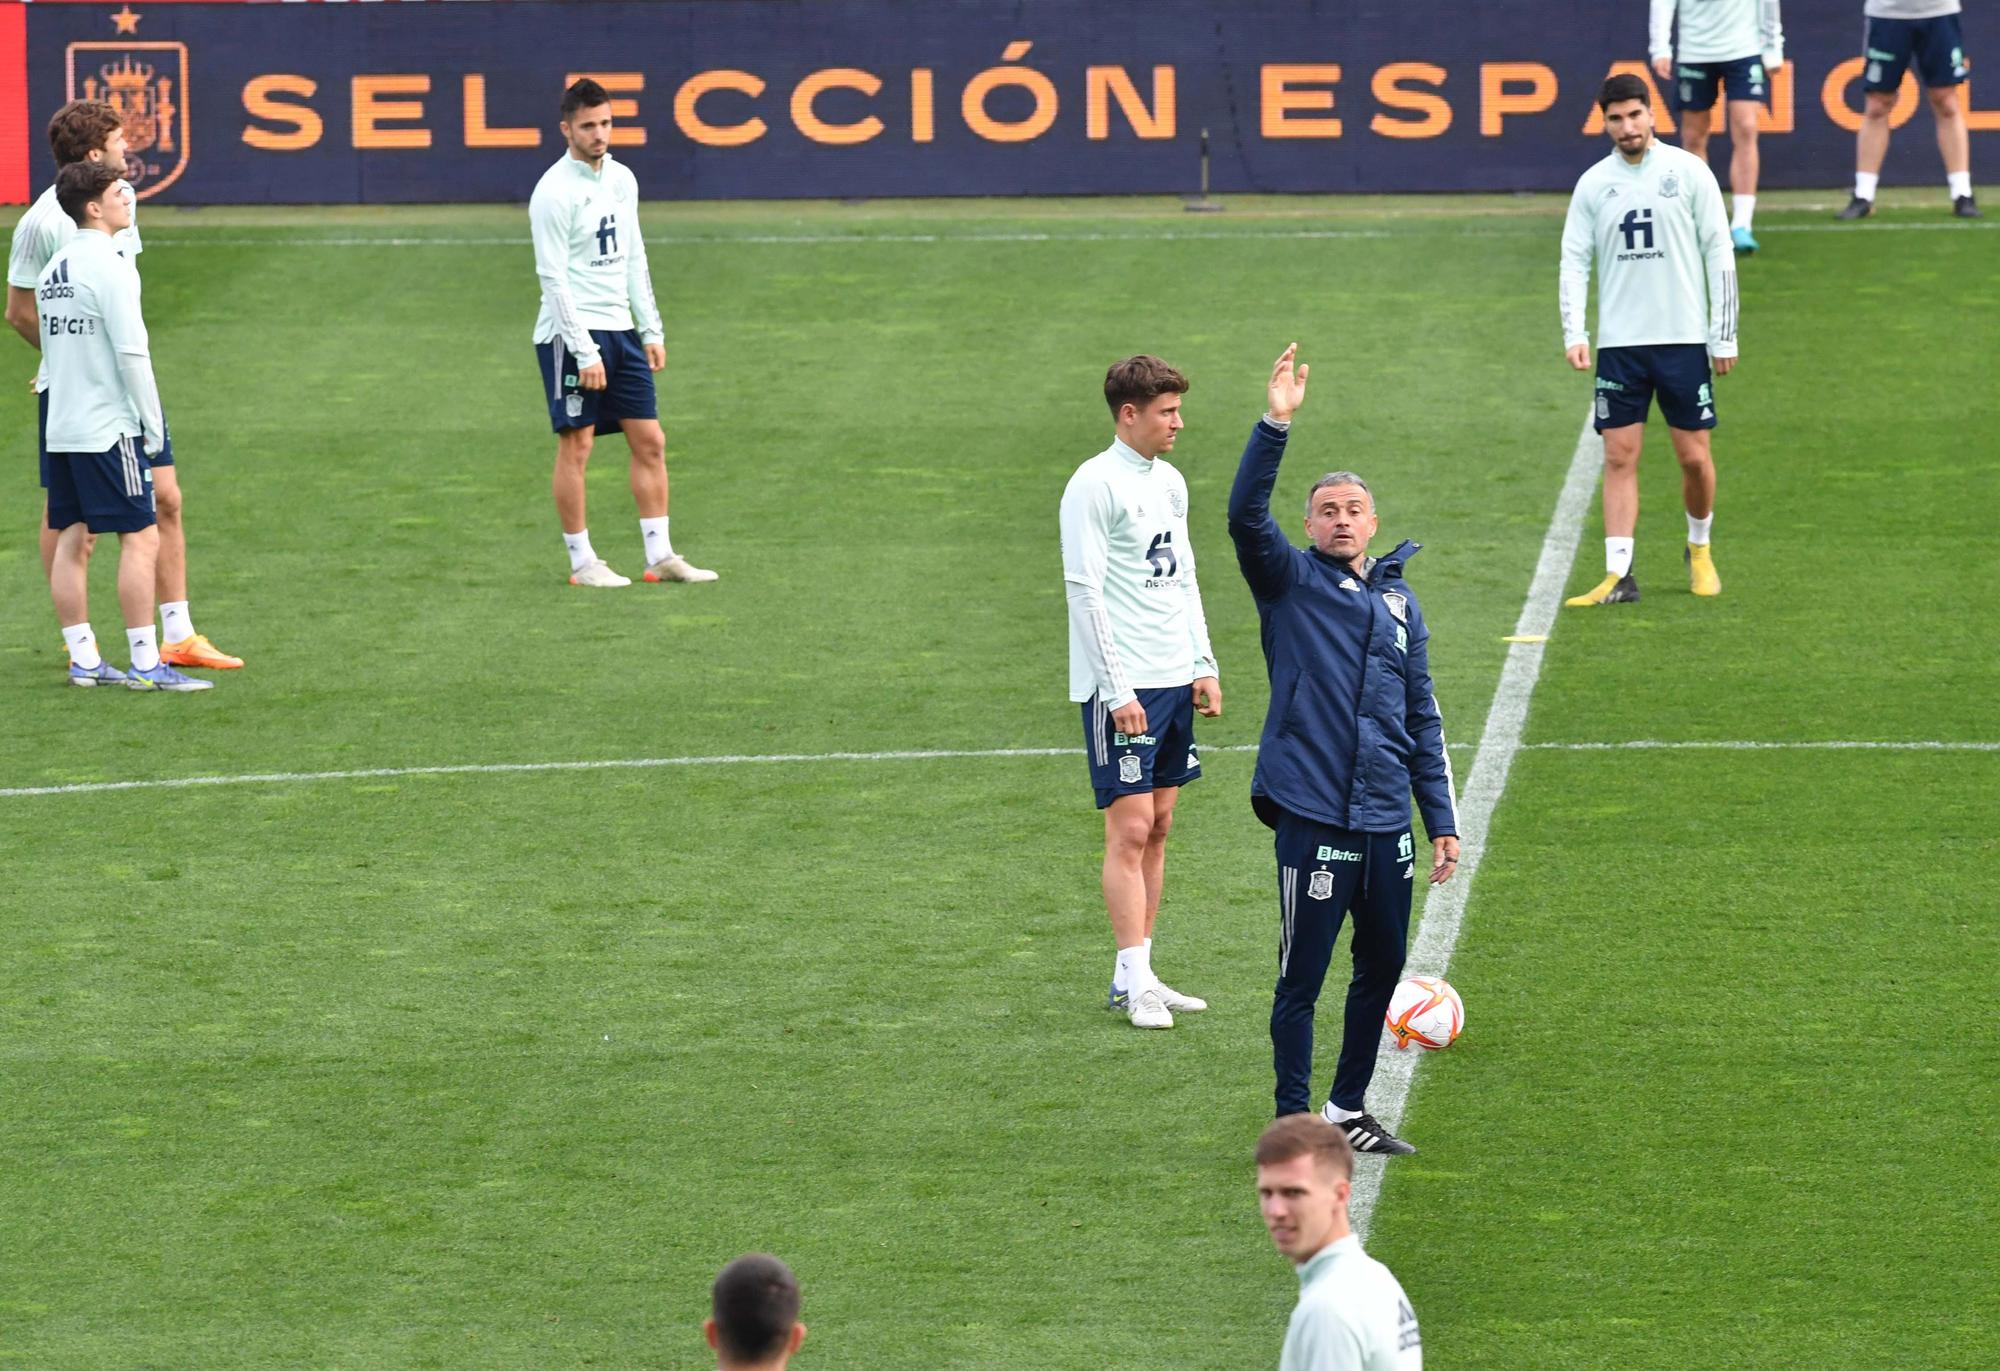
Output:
top-left (1268, 343), bottom-right (1309, 422)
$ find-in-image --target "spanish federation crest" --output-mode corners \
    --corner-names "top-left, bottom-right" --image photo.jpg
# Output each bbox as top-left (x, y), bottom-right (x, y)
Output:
top-left (68, 40), bottom-right (191, 199)
top-left (1658, 171), bottom-right (1681, 200)
top-left (1168, 486), bottom-right (1186, 518)
top-left (1381, 591), bottom-right (1408, 624)
top-left (1307, 870), bottom-right (1335, 901)
top-left (1117, 754), bottom-right (1143, 785)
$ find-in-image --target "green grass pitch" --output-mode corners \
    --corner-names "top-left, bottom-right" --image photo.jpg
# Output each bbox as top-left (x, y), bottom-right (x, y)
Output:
top-left (1, 190), bottom-right (1995, 1368)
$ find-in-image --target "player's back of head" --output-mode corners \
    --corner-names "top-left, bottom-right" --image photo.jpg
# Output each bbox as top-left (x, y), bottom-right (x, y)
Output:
top-left (709, 1253), bottom-right (804, 1367)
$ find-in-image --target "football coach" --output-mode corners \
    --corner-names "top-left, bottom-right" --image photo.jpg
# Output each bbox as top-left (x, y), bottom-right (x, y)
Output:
top-left (1227, 345), bottom-right (1461, 1157)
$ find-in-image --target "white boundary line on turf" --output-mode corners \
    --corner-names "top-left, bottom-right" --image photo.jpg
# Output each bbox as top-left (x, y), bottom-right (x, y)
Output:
top-left (2, 739), bottom-right (1992, 801)
top-left (1346, 411), bottom-right (1602, 1240)
top-left (137, 220), bottom-right (1993, 250)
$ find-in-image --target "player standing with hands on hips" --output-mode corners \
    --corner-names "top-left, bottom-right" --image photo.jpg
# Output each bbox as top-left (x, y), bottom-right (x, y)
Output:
top-left (1561, 74), bottom-right (1737, 607)
top-left (1060, 356), bottom-right (1221, 1030)
top-left (530, 78), bottom-right (715, 588)
top-left (1227, 346), bottom-right (1459, 1154)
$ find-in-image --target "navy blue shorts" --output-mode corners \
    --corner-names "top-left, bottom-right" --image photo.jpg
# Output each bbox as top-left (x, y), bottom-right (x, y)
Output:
top-left (1081, 685), bottom-right (1201, 810)
top-left (534, 329), bottom-right (658, 434)
top-left (41, 395), bottom-right (171, 491)
top-left (1594, 344), bottom-right (1717, 432)
top-left (1865, 15), bottom-right (1970, 92)
top-left (1674, 56), bottom-right (1771, 111)
top-left (46, 435), bottom-right (157, 534)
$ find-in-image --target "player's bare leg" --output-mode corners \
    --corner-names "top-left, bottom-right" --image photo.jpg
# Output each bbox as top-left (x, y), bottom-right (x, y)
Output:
top-left (1139, 785), bottom-right (1206, 1013)
top-left (1727, 100), bottom-right (1761, 250)
top-left (1104, 793), bottom-right (1171, 1026)
top-left (1669, 425), bottom-right (1722, 596)
top-left (49, 522), bottom-right (118, 685)
top-left (153, 466), bottom-right (187, 605)
top-left (554, 425), bottom-right (627, 586)
top-left (149, 467), bottom-right (241, 669)
top-left (49, 523), bottom-right (93, 641)
top-left (43, 502), bottom-right (96, 662)
top-left (1841, 92), bottom-right (1897, 218)
top-left (1601, 423), bottom-right (1643, 538)
top-left (1568, 424), bottom-right (1644, 605)
top-left (1679, 107), bottom-right (1712, 164)
top-left (625, 417), bottom-right (716, 583)
top-left (116, 525), bottom-right (160, 643)
top-left (1139, 786), bottom-right (1176, 943)
top-left (1928, 86), bottom-right (1979, 216)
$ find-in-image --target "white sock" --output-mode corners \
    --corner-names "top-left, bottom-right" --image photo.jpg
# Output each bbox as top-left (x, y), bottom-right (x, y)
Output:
top-left (639, 516), bottom-right (673, 565)
top-left (1687, 513), bottom-right (1713, 546)
top-left (62, 622), bottom-right (101, 670)
top-left (1115, 944), bottom-right (1156, 998)
top-left (1606, 537), bottom-right (1635, 578)
top-left (1855, 172), bottom-right (1879, 201)
top-left (1948, 171), bottom-right (1972, 199)
top-left (1325, 1104), bottom-right (1363, 1123)
top-left (160, 600), bottom-right (194, 642)
top-left (128, 626), bottom-right (159, 673)
top-left (1115, 935), bottom-right (1157, 993)
top-left (1731, 194), bottom-right (1756, 230)
top-left (563, 530), bottom-right (597, 573)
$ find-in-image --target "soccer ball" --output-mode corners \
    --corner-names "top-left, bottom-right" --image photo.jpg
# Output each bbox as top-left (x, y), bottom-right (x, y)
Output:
top-left (1384, 976), bottom-right (1464, 1051)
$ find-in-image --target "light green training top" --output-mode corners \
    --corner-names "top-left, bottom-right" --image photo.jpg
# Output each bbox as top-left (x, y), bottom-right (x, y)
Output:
top-left (1279, 1234), bottom-right (1422, 1371)
top-left (528, 150), bottom-right (664, 370)
top-left (1651, 0), bottom-right (1785, 65)
top-left (7, 180), bottom-right (143, 394)
top-left (37, 229), bottom-right (164, 455)
top-left (1560, 139), bottom-right (1738, 356)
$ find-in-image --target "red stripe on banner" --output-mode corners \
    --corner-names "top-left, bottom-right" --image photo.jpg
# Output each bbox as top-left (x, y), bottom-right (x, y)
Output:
top-left (0, 2), bottom-right (26, 206)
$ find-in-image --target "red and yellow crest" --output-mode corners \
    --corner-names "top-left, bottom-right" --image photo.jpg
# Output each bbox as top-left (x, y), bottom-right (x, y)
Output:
top-left (66, 41), bottom-right (190, 199)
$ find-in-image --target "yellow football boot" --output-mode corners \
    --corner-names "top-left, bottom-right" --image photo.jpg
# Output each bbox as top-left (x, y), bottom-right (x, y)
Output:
top-left (1564, 573), bottom-right (1640, 606)
top-left (1685, 543), bottom-right (1721, 597)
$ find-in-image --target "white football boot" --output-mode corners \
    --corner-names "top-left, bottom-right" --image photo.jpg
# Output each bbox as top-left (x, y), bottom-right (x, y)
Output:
top-left (642, 554), bottom-right (719, 583)
top-left (1154, 983), bottom-right (1208, 1012)
top-left (568, 559), bottom-right (631, 588)
top-left (1126, 985), bottom-right (1174, 1029)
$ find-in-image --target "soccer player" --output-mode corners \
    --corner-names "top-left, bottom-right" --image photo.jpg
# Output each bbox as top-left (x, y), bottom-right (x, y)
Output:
top-left (1560, 74), bottom-right (1737, 606)
top-left (530, 78), bottom-right (715, 588)
top-left (1060, 355), bottom-right (1220, 1030)
top-left (1228, 346), bottom-right (1459, 1155)
top-left (5, 100), bottom-right (242, 669)
top-left (1257, 1115), bottom-right (1423, 1370)
top-left (1649, 0), bottom-right (1785, 252)
top-left (39, 162), bottom-right (209, 692)
top-left (1838, 0), bottom-right (1980, 219)
top-left (704, 1254), bottom-right (806, 1371)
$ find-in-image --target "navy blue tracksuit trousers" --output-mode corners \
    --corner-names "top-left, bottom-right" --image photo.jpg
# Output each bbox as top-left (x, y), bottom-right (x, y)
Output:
top-left (1271, 809), bottom-right (1414, 1116)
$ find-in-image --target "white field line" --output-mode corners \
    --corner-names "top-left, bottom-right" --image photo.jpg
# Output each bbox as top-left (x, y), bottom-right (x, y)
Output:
top-left (137, 219), bottom-right (1993, 250)
top-left (1347, 411), bottom-right (1601, 1240)
top-left (1, 739), bottom-right (1992, 801)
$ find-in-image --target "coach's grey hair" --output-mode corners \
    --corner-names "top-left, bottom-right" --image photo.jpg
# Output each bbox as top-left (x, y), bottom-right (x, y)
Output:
top-left (1307, 471), bottom-right (1374, 515)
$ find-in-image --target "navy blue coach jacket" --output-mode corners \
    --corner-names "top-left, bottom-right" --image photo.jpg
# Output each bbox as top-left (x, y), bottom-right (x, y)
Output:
top-left (1226, 419), bottom-right (1459, 839)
